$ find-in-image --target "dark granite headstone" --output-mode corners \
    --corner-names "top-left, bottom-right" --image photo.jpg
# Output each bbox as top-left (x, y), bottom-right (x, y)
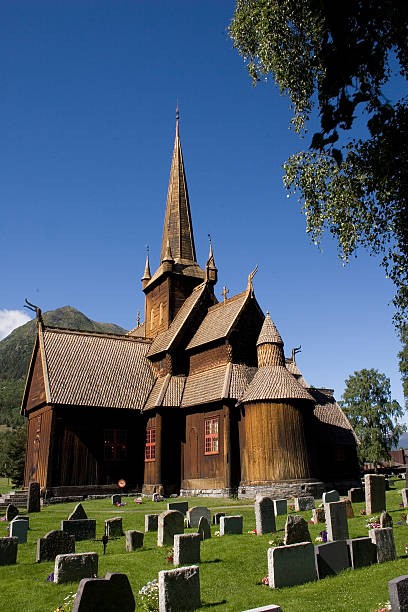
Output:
top-left (6, 504), bottom-right (18, 522)
top-left (347, 537), bottom-right (377, 569)
top-left (388, 575), bottom-right (408, 612)
top-left (284, 514), bottom-right (311, 545)
top-left (145, 514), bottom-right (159, 532)
top-left (0, 537), bottom-right (18, 565)
top-left (68, 503), bottom-right (88, 521)
top-left (112, 494), bottom-right (121, 505)
top-left (73, 572), bottom-right (135, 612)
top-left (36, 530), bottom-right (75, 562)
top-left (61, 519), bottom-right (96, 541)
top-left (255, 496), bottom-right (276, 535)
top-left (125, 530), bottom-right (144, 551)
top-left (213, 512), bottom-right (225, 525)
top-left (105, 517), bottom-right (123, 537)
top-left (198, 516), bottom-right (211, 540)
top-left (380, 511), bottom-right (393, 528)
top-left (27, 481), bottom-right (40, 513)
top-left (348, 488), bottom-right (364, 503)
top-left (314, 540), bottom-right (350, 579)
top-left (167, 501), bottom-right (188, 515)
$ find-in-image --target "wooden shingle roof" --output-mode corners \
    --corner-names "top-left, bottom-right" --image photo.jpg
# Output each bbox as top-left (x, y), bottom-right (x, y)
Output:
top-left (256, 313), bottom-right (282, 346)
top-left (309, 388), bottom-right (359, 444)
top-left (181, 364), bottom-right (230, 407)
top-left (241, 365), bottom-right (314, 403)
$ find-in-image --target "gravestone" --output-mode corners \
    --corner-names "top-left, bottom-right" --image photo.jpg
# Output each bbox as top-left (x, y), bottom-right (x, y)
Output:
top-left (365, 474), bottom-right (386, 514)
top-left (157, 510), bottom-right (184, 547)
top-left (125, 530), bottom-right (144, 551)
top-left (405, 468), bottom-right (408, 487)
top-left (152, 492), bottom-right (161, 502)
top-left (348, 488), bottom-right (364, 503)
top-left (68, 503), bottom-right (87, 521)
top-left (314, 540), bottom-right (350, 579)
top-left (380, 511), bottom-right (393, 528)
top-left (187, 506), bottom-right (211, 528)
top-left (219, 515), bottom-right (243, 535)
top-left (54, 552), bottom-right (98, 584)
top-left (213, 512), bottom-right (225, 525)
top-left (168, 501), bottom-right (188, 515)
top-left (255, 496), bottom-right (276, 535)
top-left (322, 490), bottom-right (340, 504)
top-left (174, 533), bottom-right (201, 566)
top-left (6, 504), bottom-right (18, 522)
top-left (344, 499), bottom-right (354, 519)
top-left (61, 519), bottom-right (96, 541)
top-left (241, 607), bottom-right (282, 612)
top-left (145, 514), bottom-right (159, 532)
top-left (273, 499), bottom-right (287, 516)
top-left (10, 518), bottom-right (28, 544)
top-left (402, 488), bottom-right (408, 508)
top-left (369, 527), bottom-right (396, 563)
top-left (312, 508), bottom-right (325, 524)
top-left (197, 516), bottom-right (211, 540)
top-left (112, 494), bottom-right (121, 505)
top-left (105, 517), bottom-right (123, 537)
top-left (325, 501), bottom-right (349, 541)
top-left (72, 572), bottom-right (135, 612)
top-left (27, 481), bottom-right (40, 513)
top-left (268, 542), bottom-right (317, 588)
top-left (347, 537), bottom-right (377, 569)
top-left (284, 514), bottom-right (311, 545)
top-left (0, 537), bottom-right (18, 566)
top-left (388, 575), bottom-right (408, 612)
top-left (158, 565), bottom-right (200, 612)
top-left (294, 496), bottom-right (315, 511)
top-left (36, 530), bottom-right (75, 562)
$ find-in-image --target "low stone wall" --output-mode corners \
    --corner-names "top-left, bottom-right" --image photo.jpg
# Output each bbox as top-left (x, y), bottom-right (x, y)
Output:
top-left (238, 481), bottom-right (326, 500)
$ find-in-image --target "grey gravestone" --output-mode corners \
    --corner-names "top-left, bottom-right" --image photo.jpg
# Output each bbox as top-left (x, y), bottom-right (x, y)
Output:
top-left (105, 517), bottom-right (123, 537)
top-left (12, 516), bottom-right (29, 528)
top-left (314, 540), bottom-right (350, 579)
top-left (255, 496), bottom-right (276, 535)
top-left (213, 512), bottom-right (225, 525)
top-left (402, 489), bottom-right (408, 508)
top-left (0, 537), bottom-right (18, 566)
top-left (268, 542), bottom-right (317, 588)
top-left (73, 572), bottom-right (135, 612)
top-left (125, 530), bottom-right (144, 551)
top-left (380, 511), bottom-right (393, 528)
top-left (348, 488), bottom-right (364, 503)
top-left (347, 537), bottom-right (377, 569)
top-left (10, 519), bottom-right (28, 544)
top-left (158, 565), bottom-right (200, 612)
top-left (112, 494), bottom-right (121, 505)
top-left (27, 481), bottom-right (40, 513)
top-left (54, 552), bottom-right (98, 584)
top-left (168, 501), bottom-right (188, 515)
top-left (145, 514), bottom-right (159, 532)
top-left (187, 506), bottom-right (211, 528)
top-left (158, 510), bottom-right (184, 547)
top-left (6, 504), bottom-right (18, 522)
top-left (174, 533), bottom-right (201, 566)
top-left (344, 499), bottom-right (354, 519)
top-left (406, 468), bottom-right (408, 487)
top-left (61, 519), bottom-right (96, 541)
top-left (388, 575), bottom-right (408, 612)
top-left (198, 516), bottom-right (211, 540)
top-left (322, 490), bottom-right (340, 504)
top-left (241, 607), bottom-right (282, 612)
top-left (273, 499), bottom-right (287, 516)
top-left (369, 527), bottom-right (396, 563)
top-left (284, 514), bottom-right (311, 545)
top-left (312, 507), bottom-right (325, 524)
top-left (365, 474), bottom-right (386, 514)
top-left (325, 501), bottom-right (349, 541)
top-left (68, 503), bottom-right (88, 521)
top-left (294, 496), bottom-right (315, 511)
top-left (220, 515), bottom-right (243, 535)
top-left (36, 530), bottom-right (75, 562)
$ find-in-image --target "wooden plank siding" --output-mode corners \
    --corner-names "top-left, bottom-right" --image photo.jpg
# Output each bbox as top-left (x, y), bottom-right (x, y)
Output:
top-left (25, 345), bottom-right (47, 412)
top-left (23, 405), bottom-right (54, 489)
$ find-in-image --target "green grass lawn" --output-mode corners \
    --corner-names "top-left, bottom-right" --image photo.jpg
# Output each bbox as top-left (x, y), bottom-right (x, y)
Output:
top-left (0, 483), bottom-right (407, 612)
top-left (0, 476), bottom-right (16, 495)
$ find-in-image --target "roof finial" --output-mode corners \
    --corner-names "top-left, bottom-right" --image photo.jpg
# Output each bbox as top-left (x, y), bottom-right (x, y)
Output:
top-left (24, 298), bottom-right (43, 325)
top-left (137, 311), bottom-right (141, 327)
top-left (221, 286), bottom-right (229, 303)
top-left (291, 346), bottom-right (302, 363)
top-left (176, 102), bottom-right (179, 136)
top-left (142, 245), bottom-right (151, 284)
top-left (246, 264), bottom-right (258, 297)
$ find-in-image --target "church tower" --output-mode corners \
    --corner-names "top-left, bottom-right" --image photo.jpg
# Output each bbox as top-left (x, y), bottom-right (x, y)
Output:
top-left (142, 112), bottom-right (205, 339)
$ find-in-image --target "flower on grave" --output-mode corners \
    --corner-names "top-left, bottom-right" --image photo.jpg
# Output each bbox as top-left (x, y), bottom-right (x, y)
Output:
top-left (139, 578), bottom-right (159, 612)
top-left (268, 534), bottom-right (284, 547)
top-left (315, 536), bottom-right (323, 542)
top-left (401, 513), bottom-right (407, 521)
top-left (377, 602), bottom-right (391, 611)
top-left (319, 530), bottom-right (327, 543)
top-left (0, 517), bottom-right (5, 521)
top-left (405, 544), bottom-right (408, 555)
top-left (288, 504), bottom-right (295, 512)
top-left (214, 530), bottom-right (220, 536)
top-left (399, 503), bottom-right (404, 507)
top-left (134, 497), bottom-right (143, 504)
top-left (360, 509), bottom-right (367, 515)
top-left (46, 572), bottom-right (55, 582)
top-left (307, 520), bottom-right (313, 525)
top-left (166, 547), bottom-right (174, 563)
top-left (248, 529), bottom-right (257, 534)
top-left (53, 591), bottom-right (77, 612)
top-left (261, 576), bottom-right (269, 586)
top-left (397, 522), bottom-right (403, 526)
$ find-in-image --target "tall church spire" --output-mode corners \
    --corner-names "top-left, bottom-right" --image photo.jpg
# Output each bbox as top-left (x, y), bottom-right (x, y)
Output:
top-left (160, 110), bottom-right (197, 264)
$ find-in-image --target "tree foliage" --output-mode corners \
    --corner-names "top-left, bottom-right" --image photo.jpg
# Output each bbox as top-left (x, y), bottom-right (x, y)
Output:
top-left (340, 368), bottom-right (405, 465)
top-left (0, 424), bottom-right (27, 487)
top-left (230, 0), bottom-right (408, 327)
top-left (399, 324), bottom-right (408, 409)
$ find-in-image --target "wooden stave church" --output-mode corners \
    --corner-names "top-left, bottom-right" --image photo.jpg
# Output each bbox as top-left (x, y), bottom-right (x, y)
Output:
top-left (21, 117), bottom-right (360, 499)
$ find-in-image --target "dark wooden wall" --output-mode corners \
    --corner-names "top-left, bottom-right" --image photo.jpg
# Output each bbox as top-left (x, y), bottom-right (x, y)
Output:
top-left (145, 277), bottom-right (170, 339)
top-left (24, 405), bottom-right (54, 489)
top-left (25, 345), bottom-right (46, 412)
top-left (229, 300), bottom-right (263, 366)
top-left (189, 344), bottom-right (229, 375)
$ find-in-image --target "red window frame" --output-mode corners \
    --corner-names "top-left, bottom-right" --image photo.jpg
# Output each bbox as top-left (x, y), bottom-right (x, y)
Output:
top-left (145, 428), bottom-right (156, 461)
top-left (104, 429), bottom-right (127, 461)
top-left (204, 417), bottom-right (219, 455)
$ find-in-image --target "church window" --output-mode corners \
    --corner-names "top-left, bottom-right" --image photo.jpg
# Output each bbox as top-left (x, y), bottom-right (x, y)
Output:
top-left (104, 429), bottom-right (127, 461)
top-left (204, 417), bottom-right (219, 455)
top-left (150, 308), bottom-right (155, 330)
top-left (145, 428), bottom-right (156, 461)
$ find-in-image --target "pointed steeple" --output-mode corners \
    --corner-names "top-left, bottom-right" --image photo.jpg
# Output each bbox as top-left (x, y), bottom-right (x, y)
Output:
top-left (256, 311), bottom-right (285, 367)
top-left (205, 235), bottom-right (218, 285)
top-left (160, 110), bottom-right (197, 264)
top-left (141, 250), bottom-right (151, 289)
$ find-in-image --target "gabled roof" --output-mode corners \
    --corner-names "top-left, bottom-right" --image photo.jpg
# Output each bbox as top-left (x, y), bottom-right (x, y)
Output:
top-left (285, 358), bottom-right (309, 387)
top-left (309, 388), bottom-right (359, 445)
top-left (127, 322), bottom-right (146, 338)
top-left (181, 364), bottom-right (231, 407)
top-left (241, 365), bottom-right (314, 403)
top-left (143, 375), bottom-right (186, 410)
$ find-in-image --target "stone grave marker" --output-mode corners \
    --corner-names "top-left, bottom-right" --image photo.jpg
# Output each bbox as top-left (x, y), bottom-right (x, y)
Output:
top-left (36, 530), bottom-right (75, 562)
top-left (112, 494), bottom-right (121, 505)
top-left (145, 514), bottom-right (159, 532)
top-left (402, 488), bottom-right (408, 508)
top-left (27, 481), bottom-right (40, 513)
top-left (105, 517), bottom-right (123, 537)
top-left (213, 512), bottom-right (225, 525)
top-left (405, 468), bottom-right (408, 488)
top-left (388, 575), bottom-right (408, 612)
top-left (72, 572), bottom-right (135, 612)
top-left (380, 511), bottom-right (393, 528)
top-left (0, 537), bottom-right (18, 566)
top-left (6, 504), bottom-right (18, 522)
top-left (241, 607), bottom-right (282, 612)
top-left (347, 537), bottom-right (377, 569)
top-left (325, 501), bottom-right (349, 541)
top-left (152, 492), bottom-right (161, 502)
top-left (314, 540), bottom-right (350, 579)
top-left (157, 510), bottom-right (184, 547)
top-left (369, 527), bottom-right (396, 563)
top-left (68, 503), bottom-right (88, 521)
top-left (284, 514), bottom-right (311, 545)
top-left (294, 496), bottom-right (315, 511)
top-left (167, 501), bottom-right (188, 515)
top-left (159, 565), bottom-right (200, 612)
top-left (10, 518), bottom-right (28, 544)
top-left (365, 474), bottom-right (386, 514)
top-left (344, 499), bottom-right (354, 519)
top-left (348, 488), bottom-right (364, 503)
top-left (268, 542), bottom-right (317, 588)
top-left (61, 519), bottom-right (96, 541)
top-left (220, 515), bottom-right (243, 535)
top-left (322, 490), bottom-right (340, 504)
top-left (255, 496), bottom-right (276, 535)
top-left (273, 499), bottom-right (287, 516)
top-left (187, 506), bottom-right (211, 528)
top-left (174, 533), bottom-right (201, 566)
top-left (312, 507), bottom-right (325, 524)
top-left (198, 516), bottom-right (211, 540)
top-left (125, 530), bottom-right (144, 551)
top-left (54, 552), bottom-right (98, 584)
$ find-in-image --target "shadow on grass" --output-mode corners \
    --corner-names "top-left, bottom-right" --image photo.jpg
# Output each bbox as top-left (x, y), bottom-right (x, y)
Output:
top-left (201, 558), bottom-right (222, 564)
top-left (201, 600), bottom-right (227, 608)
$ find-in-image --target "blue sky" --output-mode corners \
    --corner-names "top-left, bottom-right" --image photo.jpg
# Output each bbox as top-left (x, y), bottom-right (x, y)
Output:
top-left (1, 1), bottom-right (405, 415)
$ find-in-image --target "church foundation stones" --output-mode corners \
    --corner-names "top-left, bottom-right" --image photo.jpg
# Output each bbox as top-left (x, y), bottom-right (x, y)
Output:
top-left (197, 516), bottom-right (211, 540)
top-left (255, 496), bottom-right (276, 535)
top-left (284, 514), bottom-right (311, 545)
top-left (54, 552), bottom-right (98, 584)
top-left (168, 501), bottom-right (188, 515)
top-left (365, 474), bottom-right (386, 514)
top-left (68, 503), bottom-right (88, 521)
top-left (145, 514), bottom-right (159, 532)
top-left (27, 481), bottom-right (40, 513)
top-left (273, 499), bottom-right (287, 516)
top-left (347, 537), bottom-right (377, 569)
top-left (314, 540), bottom-right (350, 579)
top-left (268, 542), bottom-right (317, 588)
top-left (294, 496), bottom-right (315, 511)
top-left (322, 490), bottom-right (340, 503)
top-left (73, 572), bottom-right (135, 611)
top-left (36, 530), bottom-right (75, 562)
top-left (325, 501), bottom-right (349, 541)
top-left (158, 565), bottom-right (200, 612)
top-left (219, 515), bottom-right (243, 535)
top-left (0, 537), bottom-right (18, 565)
top-left (187, 506), bottom-right (211, 528)
top-left (62, 519), bottom-right (96, 541)
top-left (125, 530), bottom-right (144, 551)
top-left (369, 527), bottom-right (396, 563)
top-left (158, 510), bottom-right (184, 547)
top-left (105, 517), bottom-right (123, 537)
top-left (174, 533), bottom-right (201, 566)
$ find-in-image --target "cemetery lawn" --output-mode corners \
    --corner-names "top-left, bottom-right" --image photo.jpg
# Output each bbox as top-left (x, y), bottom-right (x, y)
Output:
top-left (0, 477), bottom-right (16, 495)
top-left (1, 484), bottom-right (407, 612)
